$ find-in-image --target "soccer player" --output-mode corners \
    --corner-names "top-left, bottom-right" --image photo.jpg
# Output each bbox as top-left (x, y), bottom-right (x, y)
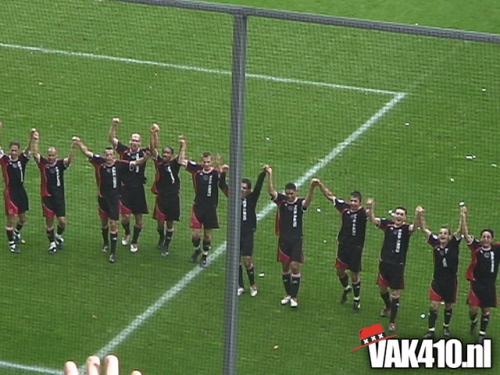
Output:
top-left (0, 124), bottom-right (36, 253)
top-left (31, 131), bottom-right (76, 254)
top-left (419, 206), bottom-right (464, 339)
top-left (316, 180), bottom-right (367, 311)
top-left (266, 165), bottom-right (318, 308)
top-left (108, 118), bottom-right (149, 253)
top-left (149, 124), bottom-right (186, 256)
top-left (220, 167), bottom-right (267, 297)
top-left (74, 137), bottom-right (148, 263)
top-left (365, 199), bottom-right (421, 331)
top-left (461, 205), bottom-right (500, 343)
top-left (183, 146), bottom-right (228, 267)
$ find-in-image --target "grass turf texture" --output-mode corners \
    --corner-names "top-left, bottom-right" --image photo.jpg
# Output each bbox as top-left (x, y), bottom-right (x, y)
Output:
top-left (0, 0), bottom-right (499, 374)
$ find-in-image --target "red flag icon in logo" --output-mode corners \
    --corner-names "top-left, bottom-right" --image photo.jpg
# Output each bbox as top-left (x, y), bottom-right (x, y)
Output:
top-left (352, 323), bottom-right (397, 352)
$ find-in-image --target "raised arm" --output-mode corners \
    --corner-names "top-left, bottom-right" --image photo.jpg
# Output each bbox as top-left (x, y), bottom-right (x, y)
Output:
top-left (64, 140), bottom-right (77, 167)
top-left (418, 207), bottom-right (432, 237)
top-left (25, 128), bottom-right (38, 156)
top-left (149, 123), bottom-right (160, 158)
top-left (108, 117), bottom-right (120, 147)
top-left (30, 129), bottom-right (41, 162)
top-left (409, 206), bottom-right (424, 233)
top-left (252, 168), bottom-right (267, 199)
top-left (219, 164), bottom-right (229, 197)
top-left (316, 179), bottom-right (335, 202)
top-left (365, 198), bottom-right (381, 226)
top-left (73, 137), bottom-right (93, 158)
top-left (177, 135), bottom-right (187, 166)
top-left (303, 178), bottom-right (319, 209)
top-left (265, 165), bottom-right (277, 200)
top-left (460, 205), bottom-right (473, 243)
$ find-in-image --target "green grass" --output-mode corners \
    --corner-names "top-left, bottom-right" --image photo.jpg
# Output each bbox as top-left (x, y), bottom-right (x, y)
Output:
top-left (0, 0), bottom-right (499, 374)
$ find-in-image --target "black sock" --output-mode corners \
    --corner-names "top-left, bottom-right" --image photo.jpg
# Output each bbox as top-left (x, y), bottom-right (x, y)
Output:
top-left (238, 265), bottom-right (244, 288)
top-left (192, 238), bottom-right (201, 251)
top-left (352, 281), bottom-right (361, 301)
top-left (131, 226), bottom-right (141, 244)
top-left (122, 222), bottom-right (131, 236)
top-left (57, 224), bottom-right (65, 236)
top-left (290, 273), bottom-right (301, 298)
top-left (390, 297), bottom-right (400, 323)
top-left (480, 313), bottom-right (490, 336)
top-left (202, 240), bottom-right (211, 256)
top-left (47, 228), bottom-right (55, 243)
top-left (339, 274), bottom-right (349, 288)
top-left (157, 225), bottom-right (165, 244)
top-left (6, 229), bottom-right (14, 242)
top-left (15, 223), bottom-right (23, 232)
top-left (428, 308), bottom-right (438, 330)
top-left (110, 232), bottom-right (118, 254)
top-left (247, 266), bottom-right (255, 286)
top-left (164, 229), bottom-right (173, 249)
top-left (470, 311), bottom-right (478, 323)
top-left (282, 273), bottom-right (291, 295)
top-left (381, 291), bottom-right (391, 309)
top-left (102, 227), bottom-right (109, 246)
top-left (444, 308), bottom-right (452, 327)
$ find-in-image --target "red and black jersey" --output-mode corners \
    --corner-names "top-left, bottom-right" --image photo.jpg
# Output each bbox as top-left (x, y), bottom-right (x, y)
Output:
top-left (240, 171), bottom-right (265, 233)
top-left (466, 239), bottom-right (500, 282)
top-left (186, 161), bottom-right (227, 208)
top-left (334, 198), bottom-right (367, 247)
top-left (0, 151), bottom-right (29, 191)
top-left (115, 142), bottom-right (148, 187)
top-left (36, 157), bottom-right (67, 198)
top-left (427, 234), bottom-right (461, 280)
top-left (378, 219), bottom-right (413, 266)
top-left (151, 156), bottom-right (181, 196)
top-left (273, 193), bottom-right (307, 240)
top-left (89, 155), bottom-right (131, 198)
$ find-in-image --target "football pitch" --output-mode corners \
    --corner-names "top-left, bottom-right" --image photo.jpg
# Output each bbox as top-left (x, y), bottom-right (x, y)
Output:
top-left (0, 1), bottom-right (499, 374)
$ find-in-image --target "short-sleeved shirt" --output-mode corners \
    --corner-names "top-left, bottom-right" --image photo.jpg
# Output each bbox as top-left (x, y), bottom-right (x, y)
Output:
top-left (273, 193), bottom-right (307, 240)
top-left (334, 198), bottom-right (367, 247)
top-left (115, 142), bottom-right (148, 188)
top-left (466, 239), bottom-right (500, 282)
top-left (0, 150), bottom-right (30, 191)
top-left (89, 155), bottom-right (131, 198)
top-left (152, 156), bottom-right (181, 197)
top-left (378, 219), bottom-right (412, 266)
top-left (36, 157), bottom-right (67, 198)
top-left (427, 234), bottom-right (461, 280)
top-left (186, 161), bottom-right (226, 208)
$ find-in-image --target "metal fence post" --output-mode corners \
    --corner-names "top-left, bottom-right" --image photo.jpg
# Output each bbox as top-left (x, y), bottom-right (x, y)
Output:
top-left (224, 13), bottom-right (248, 375)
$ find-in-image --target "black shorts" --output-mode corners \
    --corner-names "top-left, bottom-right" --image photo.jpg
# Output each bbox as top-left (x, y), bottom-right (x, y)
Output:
top-left (377, 261), bottom-right (405, 290)
top-left (240, 230), bottom-right (255, 257)
top-left (191, 205), bottom-right (219, 230)
top-left (469, 280), bottom-right (497, 308)
top-left (430, 277), bottom-right (457, 303)
top-left (98, 195), bottom-right (120, 221)
top-left (277, 237), bottom-right (304, 264)
top-left (154, 194), bottom-right (180, 222)
top-left (42, 195), bottom-right (66, 218)
top-left (336, 243), bottom-right (363, 273)
top-left (4, 187), bottom-right (29, 215)
top-left (120, 185), bottom-right (148, 215)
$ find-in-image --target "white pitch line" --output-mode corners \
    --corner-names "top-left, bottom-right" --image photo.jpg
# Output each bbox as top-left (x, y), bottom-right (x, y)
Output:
top-left (0, 360), bottom-right (59, 375)
top-left (0, 42), bottom-right (401, 96)
top-left (95, 92), bottom-right (406, 357)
